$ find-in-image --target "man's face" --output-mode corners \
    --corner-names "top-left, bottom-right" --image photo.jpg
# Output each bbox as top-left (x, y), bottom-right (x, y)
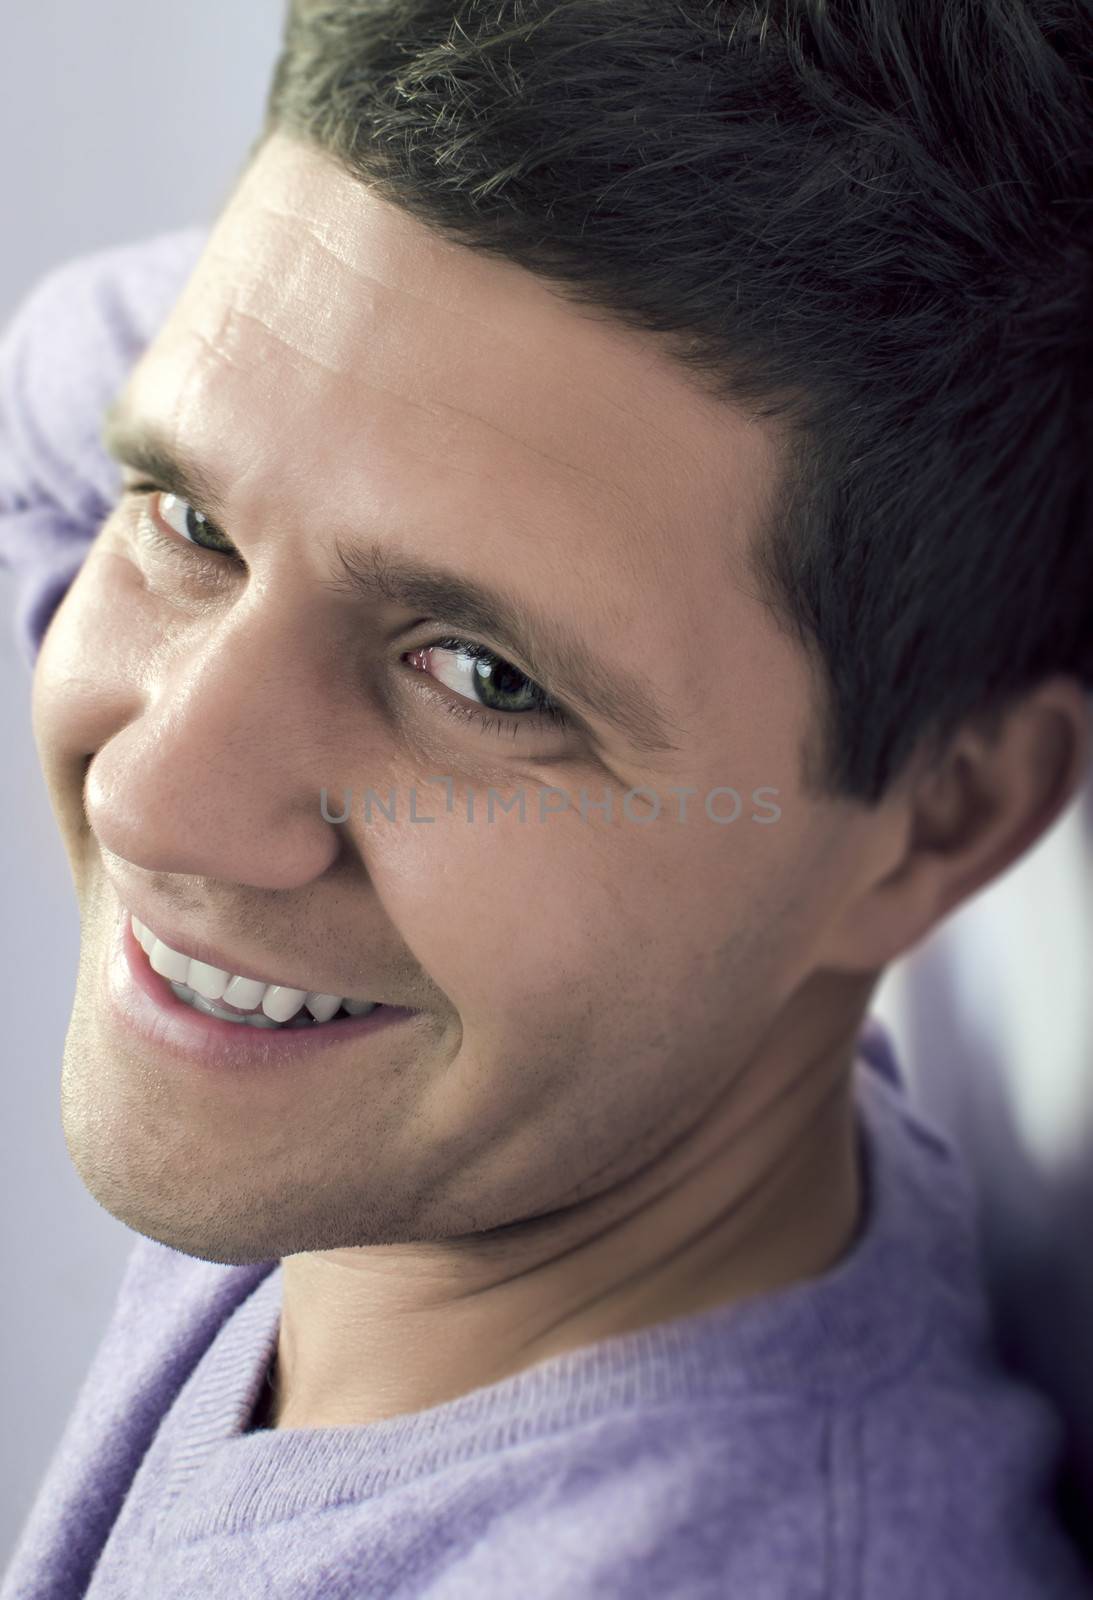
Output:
top-left (32, 132), bottom-right (870, 1263)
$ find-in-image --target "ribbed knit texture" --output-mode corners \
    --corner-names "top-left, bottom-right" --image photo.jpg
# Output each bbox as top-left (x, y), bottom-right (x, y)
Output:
top-left (1, 234), bottom-right (1090, 1598)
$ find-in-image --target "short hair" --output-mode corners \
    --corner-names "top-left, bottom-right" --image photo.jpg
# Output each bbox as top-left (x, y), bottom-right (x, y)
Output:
top-left (258, 0), bottom-right (1092, 802)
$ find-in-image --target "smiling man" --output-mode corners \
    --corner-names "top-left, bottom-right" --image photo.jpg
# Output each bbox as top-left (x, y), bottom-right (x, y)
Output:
top-left (1, 2), bottom-right (1092, 1597)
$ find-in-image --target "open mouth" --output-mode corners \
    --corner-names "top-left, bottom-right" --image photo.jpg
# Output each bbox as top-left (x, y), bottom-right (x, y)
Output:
top-left (129, 914), bottom-right (382, 1031)
top-left (107, 905), bottom-right (419, 1073)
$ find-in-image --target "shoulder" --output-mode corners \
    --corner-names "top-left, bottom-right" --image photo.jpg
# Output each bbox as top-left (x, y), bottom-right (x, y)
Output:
top-left (448, 1048), bottom-right (1091, 1598)
top-left (845, 1049), bottom-right (1092, 1596)
top-left (459, 1386), bottom-right (1091, 1599)
top-left (850, 1355), bottom-right (1091, 1598)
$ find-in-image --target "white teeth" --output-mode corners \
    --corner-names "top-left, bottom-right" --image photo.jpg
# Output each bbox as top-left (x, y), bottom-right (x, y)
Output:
top-left (222, 974), bottom-right (266, 1010)
top-left (261, 985), bottom-right (309, 1024)
top-left (187, 960), bottom-right (229, 1002)
top-left (149, 939), bottom-right (191, 983)
top-left (168, 981), bottom-right (280, 1026)
top-left (131, 914), bottom-right (378, 1023)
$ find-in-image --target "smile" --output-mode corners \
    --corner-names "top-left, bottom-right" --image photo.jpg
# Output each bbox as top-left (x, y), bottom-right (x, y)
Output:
top-left (130, 915), bottom-right (379, 1029)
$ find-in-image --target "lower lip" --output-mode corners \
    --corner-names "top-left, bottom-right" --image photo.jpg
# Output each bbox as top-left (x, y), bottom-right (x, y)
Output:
top-left (106, 908), bottom-right (419, 1076)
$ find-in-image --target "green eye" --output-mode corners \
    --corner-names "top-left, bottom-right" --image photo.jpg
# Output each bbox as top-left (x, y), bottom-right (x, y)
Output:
top-left (405, 637), bottom-right (572, 738)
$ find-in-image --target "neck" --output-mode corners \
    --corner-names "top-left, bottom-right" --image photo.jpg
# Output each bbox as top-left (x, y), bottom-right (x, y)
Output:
top-left (260, 1004), bottom-right (867, 1433)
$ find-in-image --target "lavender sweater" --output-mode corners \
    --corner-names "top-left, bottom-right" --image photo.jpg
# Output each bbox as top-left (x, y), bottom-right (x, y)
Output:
top-left (1, 235), bottom-right (1090, 1599)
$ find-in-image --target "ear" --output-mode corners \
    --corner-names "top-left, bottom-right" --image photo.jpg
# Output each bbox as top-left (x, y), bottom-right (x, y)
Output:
top-left (819, 676), bottom-right (1092, 972)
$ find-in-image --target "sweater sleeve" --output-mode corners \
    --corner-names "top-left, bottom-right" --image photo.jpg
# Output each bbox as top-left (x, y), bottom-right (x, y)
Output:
top-left (0, 227), bottom-right (208, 669)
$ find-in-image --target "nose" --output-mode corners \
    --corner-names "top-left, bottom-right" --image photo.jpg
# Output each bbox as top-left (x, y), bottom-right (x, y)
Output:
top-left (85, 601), bottom-right (355, 889)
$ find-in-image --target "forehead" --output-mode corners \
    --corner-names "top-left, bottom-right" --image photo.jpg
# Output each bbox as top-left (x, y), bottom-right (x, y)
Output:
top-left (126, 131), bottom-right (774, 549)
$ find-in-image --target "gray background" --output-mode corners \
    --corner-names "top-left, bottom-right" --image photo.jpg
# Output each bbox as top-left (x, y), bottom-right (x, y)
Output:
top-left (1, 0), bottom-right (1091, 1574)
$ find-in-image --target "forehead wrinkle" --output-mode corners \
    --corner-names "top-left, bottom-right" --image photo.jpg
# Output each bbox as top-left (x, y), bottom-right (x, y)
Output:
top-left (179, 305), bottom-right (650, 513)
top-left (187, 298), bottom-right (344, 384)
top-left (214, 192), bottom-right (716, 490)
top-left (225, 136), bottom-right (752, 503)
top-left (284, 209), bottom-right (700, 455)
top-left (262, 204), bottom-right (522, 342)
top-left (247, 174), bottom-right (570, 349)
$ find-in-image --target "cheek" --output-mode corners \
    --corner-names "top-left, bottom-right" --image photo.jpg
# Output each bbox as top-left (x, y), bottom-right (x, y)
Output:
top-left (31, 544), bottom-right (154, 847)
top-left (356, 791), bottom-right (811, 1207)
top-left (32, 536), bottom-right (160, 757)
top-left (357, 790), bottom-right (622, 1022)
top-left (355, 778), bottom-right (800, 1038)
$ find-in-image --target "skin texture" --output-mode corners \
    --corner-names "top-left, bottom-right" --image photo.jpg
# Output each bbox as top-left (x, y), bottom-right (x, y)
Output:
top-left (32, 131), bottom-right (1090, 1431)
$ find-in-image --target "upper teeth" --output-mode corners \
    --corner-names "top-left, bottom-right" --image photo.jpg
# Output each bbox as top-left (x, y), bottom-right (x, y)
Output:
top-left (130, 916), bottom-right (377, 1023)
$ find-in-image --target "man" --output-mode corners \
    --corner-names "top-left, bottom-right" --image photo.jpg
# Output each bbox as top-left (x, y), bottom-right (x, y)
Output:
top-left (1, 1), bottom-right (1090, 1595)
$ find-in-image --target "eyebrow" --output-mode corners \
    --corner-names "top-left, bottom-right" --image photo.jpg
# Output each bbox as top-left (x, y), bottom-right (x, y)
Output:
top-left (101, 402), bottom-right (686, 757)
top-left (103, 401), bottom-right (230, 524)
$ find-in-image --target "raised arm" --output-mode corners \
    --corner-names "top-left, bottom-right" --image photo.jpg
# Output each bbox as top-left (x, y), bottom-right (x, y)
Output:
top-left (0, 227), bottom-right (207, 668)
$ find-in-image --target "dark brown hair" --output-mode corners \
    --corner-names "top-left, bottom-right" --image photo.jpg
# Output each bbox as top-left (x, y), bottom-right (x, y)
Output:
top-left (258, 0), bottom-right (1092, 801)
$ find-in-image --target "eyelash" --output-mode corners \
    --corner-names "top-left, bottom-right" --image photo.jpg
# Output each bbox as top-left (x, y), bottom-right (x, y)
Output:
top-left (123, 483), bottom-right (573, 740)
